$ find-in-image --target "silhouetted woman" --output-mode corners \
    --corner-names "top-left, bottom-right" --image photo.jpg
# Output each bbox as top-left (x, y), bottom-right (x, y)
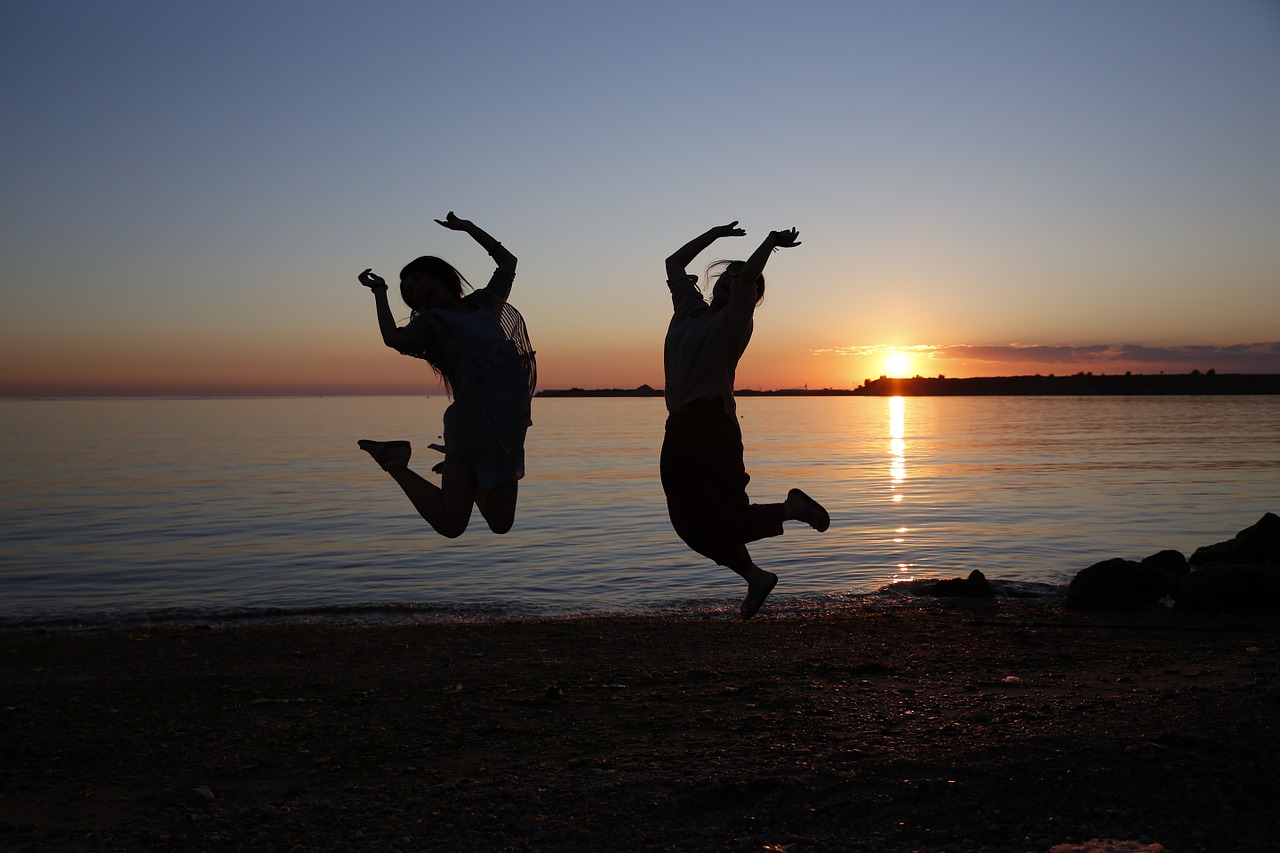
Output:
top-left (662, 221), bottom-right (829, 618)
top-left (357, 212), bottom-right (535, 537)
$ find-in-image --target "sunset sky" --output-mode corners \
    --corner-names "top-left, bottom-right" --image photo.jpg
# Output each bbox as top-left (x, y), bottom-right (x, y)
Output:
top-left (3, 1), bottom-right (1279, 396)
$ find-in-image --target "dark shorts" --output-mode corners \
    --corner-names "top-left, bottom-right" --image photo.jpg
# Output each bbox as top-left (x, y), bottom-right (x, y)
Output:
top-left (660, 397), bottom-right (784, 569)
top-left (442, 390), bottom-right (529, 492)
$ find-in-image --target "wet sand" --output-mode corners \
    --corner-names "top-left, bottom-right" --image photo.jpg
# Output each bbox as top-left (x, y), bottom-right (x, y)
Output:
top-left (3, 600), bottom-right (1278, 852)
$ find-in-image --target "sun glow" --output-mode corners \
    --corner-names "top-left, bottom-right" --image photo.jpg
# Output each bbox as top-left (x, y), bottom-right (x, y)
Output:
top-left (884, 350), bottom-right (912, 377)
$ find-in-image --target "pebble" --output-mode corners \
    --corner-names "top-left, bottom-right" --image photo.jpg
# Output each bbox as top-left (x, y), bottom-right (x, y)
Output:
top-left (185, 785), bottom-right (215, 805)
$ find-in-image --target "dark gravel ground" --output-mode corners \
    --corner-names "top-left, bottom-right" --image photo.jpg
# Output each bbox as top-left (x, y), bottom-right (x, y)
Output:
top-left (3, 600), bottom-right (1278, 852)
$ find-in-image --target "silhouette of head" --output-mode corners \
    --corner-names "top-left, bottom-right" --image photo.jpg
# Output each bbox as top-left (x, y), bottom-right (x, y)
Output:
top-left (399, 256), bottom-right (468, 312)
top-left (708, 260), bottom-right (765, 311)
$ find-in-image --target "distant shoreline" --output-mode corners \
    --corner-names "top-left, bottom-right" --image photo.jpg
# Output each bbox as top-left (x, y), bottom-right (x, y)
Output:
top-left (538, 372), bottom-right (1280, 397)
top-left (5, 372), bottom-right (1279, 400)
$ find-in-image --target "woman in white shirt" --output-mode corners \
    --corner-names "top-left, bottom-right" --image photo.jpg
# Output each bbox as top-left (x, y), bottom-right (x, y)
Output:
top-left (661, 221), bottom-right (830, 618)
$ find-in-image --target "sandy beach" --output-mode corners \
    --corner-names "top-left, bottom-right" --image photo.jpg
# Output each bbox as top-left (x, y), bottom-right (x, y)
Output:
top-left (3, 600), bottom-right (1278, 852)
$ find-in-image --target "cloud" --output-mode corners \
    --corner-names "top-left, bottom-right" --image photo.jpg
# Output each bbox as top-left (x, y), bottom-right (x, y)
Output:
top-left (1107, 343), bottom-right (1280, 366)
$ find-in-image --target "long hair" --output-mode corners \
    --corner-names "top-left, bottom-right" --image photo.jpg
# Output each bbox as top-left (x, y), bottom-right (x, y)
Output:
top-left (400, 256), bottom-right (471, 306)
top-left (397, 256), bottom-right (473, 395)
top-left (705, 259), bottom-right (766, 306)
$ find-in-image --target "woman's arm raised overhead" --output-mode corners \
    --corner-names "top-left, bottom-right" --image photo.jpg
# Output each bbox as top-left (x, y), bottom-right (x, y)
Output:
top-left (665, 221), bottom-right (745, 281)
top-left (437, 212), bottom-right (516, 303)
top-left (733, 227), bottom-right (801, 289)
top-left (437, 212), bottom-right (516, 274)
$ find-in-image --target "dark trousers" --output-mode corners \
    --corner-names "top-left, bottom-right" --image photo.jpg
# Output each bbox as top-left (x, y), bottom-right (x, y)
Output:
top-left (660, 397), bottom-right (786, 577)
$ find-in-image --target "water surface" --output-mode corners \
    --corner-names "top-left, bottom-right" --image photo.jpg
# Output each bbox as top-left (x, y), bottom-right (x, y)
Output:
top-left (1, 395), bottom-right (1275, 627)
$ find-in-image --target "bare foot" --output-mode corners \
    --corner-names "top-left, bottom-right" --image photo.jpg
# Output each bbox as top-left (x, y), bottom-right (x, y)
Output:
top-left (741, 572), bottom-right (778, 619)
top-left (357, 439), bottom-right (412, 471)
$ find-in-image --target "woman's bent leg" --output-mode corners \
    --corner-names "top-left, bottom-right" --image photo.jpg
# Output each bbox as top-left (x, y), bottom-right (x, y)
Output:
top-left (386, 454), bottom-right (477, 538)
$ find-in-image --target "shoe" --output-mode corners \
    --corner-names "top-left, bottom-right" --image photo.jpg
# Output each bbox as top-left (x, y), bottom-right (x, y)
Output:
top-left (788, 488), bottom-right (830, 532)
top-left (357, 439), bottom-right (411, 471)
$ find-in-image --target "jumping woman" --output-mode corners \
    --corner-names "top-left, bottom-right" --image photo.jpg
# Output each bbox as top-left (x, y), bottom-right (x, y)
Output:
top-left (357, 212), bottom-right (535, 537)
top-left (661, 221), bottom-right (830, 618)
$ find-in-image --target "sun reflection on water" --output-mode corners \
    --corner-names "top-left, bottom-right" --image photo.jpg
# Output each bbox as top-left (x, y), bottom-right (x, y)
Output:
top-left (888, 396), bottom-right (914, 582)
top-left (888, 396), bottom-right (907, 489)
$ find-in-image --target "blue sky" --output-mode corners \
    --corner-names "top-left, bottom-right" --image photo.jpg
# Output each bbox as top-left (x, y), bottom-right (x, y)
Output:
top-left (3, 0), bottom-right (1279, 394)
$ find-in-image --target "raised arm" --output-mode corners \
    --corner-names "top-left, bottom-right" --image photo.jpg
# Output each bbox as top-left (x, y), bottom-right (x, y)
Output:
top-left (734, 227), bottom-right (802, 287)
top-left (436, 212), bottom-right (516, 275)
top-left (665, 221), bottom-right (745, 281)
top-left (358, 268), bottom-right (413, 351)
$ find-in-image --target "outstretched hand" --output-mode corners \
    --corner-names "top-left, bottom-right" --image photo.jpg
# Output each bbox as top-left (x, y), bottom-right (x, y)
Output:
top-left (358, 268), bottom-right (387, 289)
top-left (770, 228), bottom-right (801, 249)
top-left (435, 211), bottom-right (471, 231)
top-left (712, 220), bottom-right (746, 240)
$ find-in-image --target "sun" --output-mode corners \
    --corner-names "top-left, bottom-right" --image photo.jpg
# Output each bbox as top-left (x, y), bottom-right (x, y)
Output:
top-left (884, 350), bottom-right (912, 378)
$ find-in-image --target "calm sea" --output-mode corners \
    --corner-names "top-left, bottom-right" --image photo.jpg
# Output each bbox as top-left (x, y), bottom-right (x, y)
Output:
top-left (1, 395), bottom-right (1276, 628)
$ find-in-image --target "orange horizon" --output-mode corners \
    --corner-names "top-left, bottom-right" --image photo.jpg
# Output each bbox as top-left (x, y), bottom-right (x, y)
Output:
top-left (5, 367), bottom-right (1277, 399)
top-left (5, 339), bottom-right (1277, 398)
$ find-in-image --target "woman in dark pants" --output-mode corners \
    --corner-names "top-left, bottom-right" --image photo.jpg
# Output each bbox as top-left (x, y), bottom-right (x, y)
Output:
top-left (661, 221), bottom-right (830, 619)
